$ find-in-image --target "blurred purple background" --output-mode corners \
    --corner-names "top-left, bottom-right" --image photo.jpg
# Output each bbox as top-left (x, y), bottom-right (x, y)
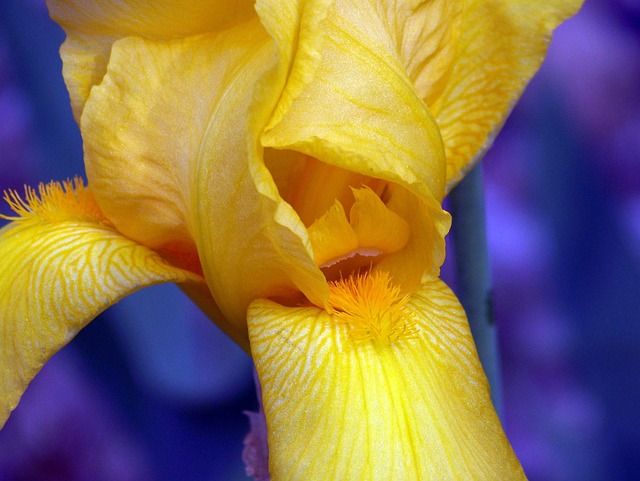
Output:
top-left (0, 1), bottom-right (638, 480)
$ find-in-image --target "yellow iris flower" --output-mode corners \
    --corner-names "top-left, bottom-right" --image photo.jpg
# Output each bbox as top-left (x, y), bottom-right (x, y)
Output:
top-left (0, 0), bottom-right (582, 478)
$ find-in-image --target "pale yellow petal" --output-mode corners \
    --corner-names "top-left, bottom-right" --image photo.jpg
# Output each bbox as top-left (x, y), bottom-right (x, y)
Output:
top-left (431, 0), bottom-right (584, 190)
top-left (256, 0), bottom-right (335, 125)
top-left (261, 0), bottom-right (446, 202)
top-left (47, 0), bottom-right (258, 119)
top-left (249, 277), bottom-right (525, 480)
top-left (47, 0), bottom-right (256, 36)
top-left (80, 4), bottom-right (329, 336)
top-left (0, 183), bottom-right (203, 428)
top-left (383, 0), bottom-right (462, 107)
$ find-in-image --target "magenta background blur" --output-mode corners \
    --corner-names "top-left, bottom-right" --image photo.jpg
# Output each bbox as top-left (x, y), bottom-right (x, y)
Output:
top-left (1, 1), bottom-right (638, 480)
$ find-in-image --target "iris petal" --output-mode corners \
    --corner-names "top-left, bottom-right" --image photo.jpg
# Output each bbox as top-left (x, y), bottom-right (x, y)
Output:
top-left (262, 0), bottom-right (446, 202)
top-left (350, 187), bottom-right (410, 254)
top-left (47, 0), bottom-right (257, 119)
top-left (430, 0), bottom-right (584, 189)
top-left (307, 200), bottom-right (359, 267)
top-left (0, 182), bottom-right (203, 428)
top-left (372, 186), bottom-right (450, 292)
top-left (194, 0), bottom-right (341, 327)
top-left (81, 22), bottom-right (271, 251)
top-left (79, 0), bottom-right (341, 335)
top-left (248, 276), bottom-right (525, 480)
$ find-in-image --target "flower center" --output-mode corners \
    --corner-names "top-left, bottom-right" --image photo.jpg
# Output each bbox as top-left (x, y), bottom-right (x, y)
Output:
top-left (307, 186), bottom-right (410, 277)
top-left (264, 150), bottom-right (411, 279)
top-left (329, 271), bottom-right (417, 347)
top-left (264, 150), bottom-right (385, 227)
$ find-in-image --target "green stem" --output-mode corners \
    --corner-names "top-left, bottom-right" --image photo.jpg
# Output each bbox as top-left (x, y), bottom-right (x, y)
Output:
top-left (448, 165), bottom-right (503, 418)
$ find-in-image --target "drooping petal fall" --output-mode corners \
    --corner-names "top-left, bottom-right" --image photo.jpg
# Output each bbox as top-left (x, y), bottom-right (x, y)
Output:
top-left (249, 275), bottom-right (525, 480)
top-left (0, 179), bottom-right (204, 428)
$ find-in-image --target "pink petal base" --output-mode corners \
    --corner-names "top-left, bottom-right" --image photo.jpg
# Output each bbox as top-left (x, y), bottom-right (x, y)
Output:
top-left (242, 370), bottom-right (270, 481)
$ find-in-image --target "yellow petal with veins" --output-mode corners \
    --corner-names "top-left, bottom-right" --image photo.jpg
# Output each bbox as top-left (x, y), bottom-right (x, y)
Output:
top-left (249, 275), bottom-right (525, 480)
top-left (0, 179), bottom-right (204, 428)
top-left (47, 0), bottom-right (257, 119)
top-left (307, 200), bottom-right (358, 268)
top-left (57, 32), bottom-right (118, 122)
top-left (384, 0), bottom-right (462, 108)
top-left (350, 187), bottom-right (410, 254)
top-left (431, 0), bottom-right (584, 190)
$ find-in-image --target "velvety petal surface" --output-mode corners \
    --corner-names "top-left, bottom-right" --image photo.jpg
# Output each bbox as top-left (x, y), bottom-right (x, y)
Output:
top-left (262, 0), bottom-right (447, 203)
top-left (383, 0), bottom-right (462, 108)
top-left (81, 20), bottom-right (270, 251)
top-left (0, 181), bottom-right (203, 428)
top-left (429, 0), bottom-right (584, 190)
top-left (57, 32), bottom-right (119, 121)
top-left (307, 201), bottom-right (359, 267)
top-left (79, 0), bottom-right (339, 337)
top-left (47, 0), bottom-right (257, 119)
top-left (249, 276), bottom-right (525, 480)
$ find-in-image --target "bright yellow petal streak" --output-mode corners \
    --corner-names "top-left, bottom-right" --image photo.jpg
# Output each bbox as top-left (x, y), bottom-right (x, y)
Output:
top-left (47, 0), bottom-right (257, 119)
top-left (431, 0), bottom-right (584, 190)
top-left (262, 0), bottom-right (446, 202)
top-left (249, 276), bottom-right (525, 480)
top-left (0, 180), bottom-right (204, 428)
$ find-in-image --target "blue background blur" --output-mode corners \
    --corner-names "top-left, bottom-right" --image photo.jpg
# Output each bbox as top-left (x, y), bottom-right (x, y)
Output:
top-left (0, 1), bottom-right (638, 480)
